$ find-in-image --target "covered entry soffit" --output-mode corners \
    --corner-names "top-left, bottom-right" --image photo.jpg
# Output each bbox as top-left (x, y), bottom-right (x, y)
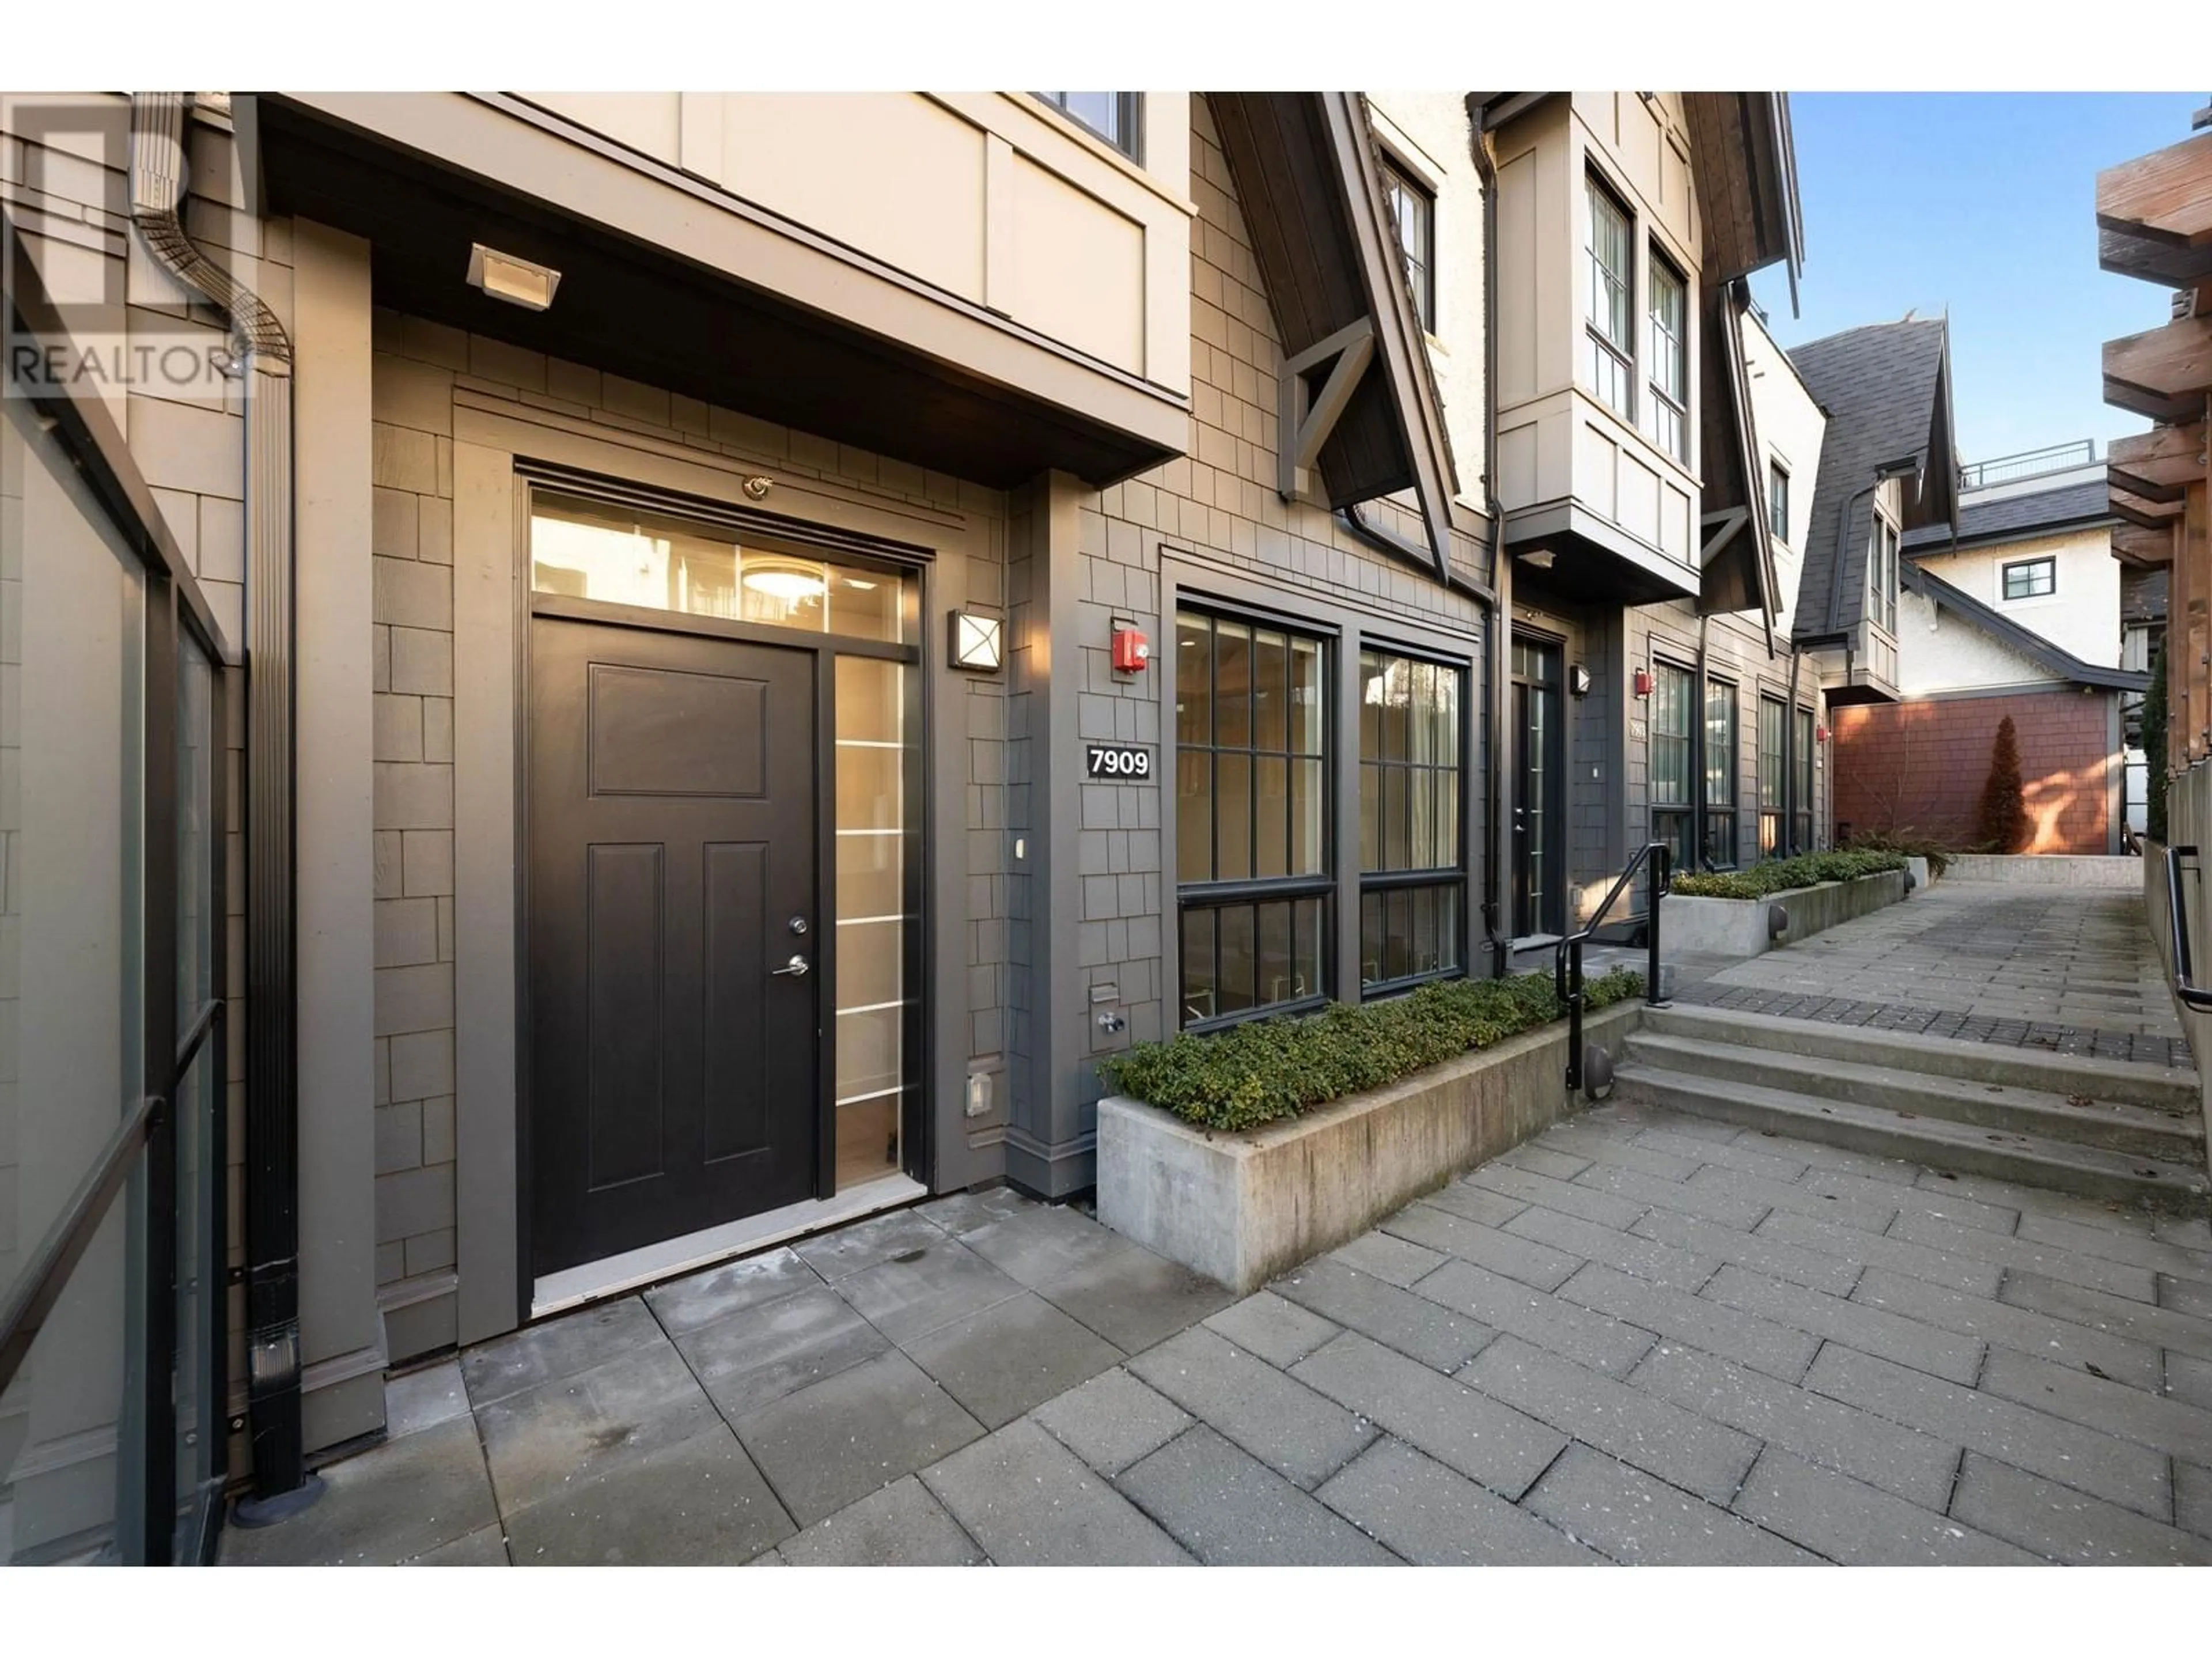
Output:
top-left (1206, 92), bottom-right (1461, 578)
top-left (242, 92), bottom-right (1187, 490)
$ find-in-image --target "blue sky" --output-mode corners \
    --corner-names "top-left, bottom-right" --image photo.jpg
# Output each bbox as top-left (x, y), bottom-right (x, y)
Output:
top-left (1748, 92), bottom-right (2205, 467)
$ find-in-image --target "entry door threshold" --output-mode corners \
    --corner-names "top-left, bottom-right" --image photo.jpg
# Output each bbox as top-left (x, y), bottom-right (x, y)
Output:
top-left (531, 1172), bottom-right (927, 1320)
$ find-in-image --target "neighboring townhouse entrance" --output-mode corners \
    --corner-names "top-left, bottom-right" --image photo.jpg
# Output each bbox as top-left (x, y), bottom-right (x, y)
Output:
top-left (1510, 634), bottom-right (1567, 939)
top-left (527, 616), bottom-right (820, 1275)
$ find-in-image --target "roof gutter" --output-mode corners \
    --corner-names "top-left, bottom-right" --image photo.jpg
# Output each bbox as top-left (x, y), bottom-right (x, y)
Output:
top-left (1468, 97), bottom-right (1511, 976)
top-left (130, 92), bottom-right (319, 1524)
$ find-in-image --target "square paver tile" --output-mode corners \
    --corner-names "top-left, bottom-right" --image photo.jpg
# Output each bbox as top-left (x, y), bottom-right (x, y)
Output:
top-left (1289, 1330), bottom-right (1565, 1500)
top-left (385, 1359), bottom-right (469, 1438)
top-left (1271, 1256), bottom-right (1495, 1373)
top-left (959, 1203), bottom-right (1138, 1289)
top-left (1204, 1291), bottom-right (1343, 1370)
top-left (915, 1184), bottom-right (1037, 1237)
top-left (1117, 1425), bottom-right (1398, 1565)
top-left (777, 1475), bottom-right (987, 1566)
top-left (901, 1291), bottom-right (1124, 1429)
top-left (1029, 1366), bottom-right (1194, 1477)
top-left (1127, 1325), bottom-right (1377, 1490)
top-left (1521, 1443), bottom-right (1816, 1566)
top-left (1313, 1437), bottom-right (1601, 1565)
top-left (643, 1246), bottom-right (824, 1335)
top-left (476, 1341), bottom-right (722, 1517)
top-left (500, 1425), bottom-right (795, 1566)
top-left (676, 1285), bottom-right (891, 1421)
top-left (1949, 1452), bottom-right (2211, 1565)
top-left (1730, 1445), bottom-right (2032, 1565)
top-left (733, 1348), bottom-right (985, 1527)
top-left (791, 1209), bottom-right (949, 1281)
top-left (834, 1237), bottom-right (1027, 1344)
top-left (919, 1418), bottom-right (1191, 1566)
top-left (221, 1416), bottom-right (497, 1566)
top-left (460, 1296), bottom-right (666, 1407)
top-left (1034, 1241), bottom-right (1237, 1355)
top-left (1326, 1229), bottom-right (1447, 1288)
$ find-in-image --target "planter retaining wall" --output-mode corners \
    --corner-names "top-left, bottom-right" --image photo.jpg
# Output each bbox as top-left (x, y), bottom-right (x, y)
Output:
top-left (1943, 854), bottom-right (2143, 888)
top-left (1661, 869), bottom-right (1907, 960)
top-left (1096, 999), bottom-right (1645, 1293)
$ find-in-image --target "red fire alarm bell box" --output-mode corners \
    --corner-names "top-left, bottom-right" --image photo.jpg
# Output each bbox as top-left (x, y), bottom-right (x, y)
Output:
top-left (1112, 627), bottom-right (1150, 672)
top-left (1632, 666), bottom-right (1653, 699)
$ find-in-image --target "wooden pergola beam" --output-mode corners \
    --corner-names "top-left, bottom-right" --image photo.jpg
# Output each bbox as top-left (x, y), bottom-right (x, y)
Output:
top-left (2113, 522), bottom-right (2177, 566)
top-left (2111, 461), bottom-right (2187, 505)
top-left (2113, 487), bottom-right (2186, 530)
top-left (2105, 316), bottom-right (2212, 421)
top-left (2097, 131), bottom-right (2212, 248)
top-left (2111, 419), bottom-right (2207, 478)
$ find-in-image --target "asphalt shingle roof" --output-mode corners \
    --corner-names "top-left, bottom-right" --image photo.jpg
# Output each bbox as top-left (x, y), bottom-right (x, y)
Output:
top-left (1785, 317), bottom-right (1953, 641)
top-left (1902, 477), bottom-right (2111, 553)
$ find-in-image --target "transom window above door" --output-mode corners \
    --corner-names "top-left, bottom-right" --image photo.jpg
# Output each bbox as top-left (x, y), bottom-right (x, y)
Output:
top-left (529, 491), bottom-right (907, 642)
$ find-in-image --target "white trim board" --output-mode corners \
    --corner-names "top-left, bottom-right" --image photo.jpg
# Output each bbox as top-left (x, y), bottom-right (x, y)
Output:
top-left (529, 1173), bottom-right (927, 1319)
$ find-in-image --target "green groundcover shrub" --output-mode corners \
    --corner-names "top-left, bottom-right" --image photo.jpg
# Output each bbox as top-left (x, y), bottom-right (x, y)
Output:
top-left (1097, 967), bottom-right (1643, 1132)
top-left (1668, 848), bottom-right (1906, 902)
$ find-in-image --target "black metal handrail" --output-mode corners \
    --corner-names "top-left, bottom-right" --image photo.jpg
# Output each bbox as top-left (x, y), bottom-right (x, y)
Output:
top-left (2165, 846), bottom-right (2212, 1010)
top-left (1556, 841), bottom-right (1672, 1090)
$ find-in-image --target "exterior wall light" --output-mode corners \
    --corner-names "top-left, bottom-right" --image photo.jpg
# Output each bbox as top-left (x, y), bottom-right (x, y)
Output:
top-left (950, 611), bottom-right (1003, 672)
top-left (466, 243), bottom-right (562, 312)
top-left (1518, 548), bottom-right (1556, 570)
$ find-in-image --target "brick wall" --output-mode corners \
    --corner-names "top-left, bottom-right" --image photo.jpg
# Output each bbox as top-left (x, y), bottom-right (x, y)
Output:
top-left (1831, 685), bottom-right (2115, 854)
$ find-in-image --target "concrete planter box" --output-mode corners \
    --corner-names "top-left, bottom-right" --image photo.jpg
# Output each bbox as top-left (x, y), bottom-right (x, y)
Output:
top-left (1662, 869), bottom-right (1907, 960)
top-left (1096, 999), bottom-right (1645, 1293)
top-left (1944, 853), bottom-right (2142, 888)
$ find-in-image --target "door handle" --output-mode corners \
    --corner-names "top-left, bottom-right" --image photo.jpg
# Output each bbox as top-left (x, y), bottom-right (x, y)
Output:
top-left (771, 954), bottom-right (810, 978)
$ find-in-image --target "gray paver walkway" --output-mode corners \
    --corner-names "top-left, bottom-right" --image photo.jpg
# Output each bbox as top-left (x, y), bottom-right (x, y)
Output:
top-left (228, 1090), bottom-right (2212, 1565)
top-left (1671, 879), bottom-right (2189, 1068)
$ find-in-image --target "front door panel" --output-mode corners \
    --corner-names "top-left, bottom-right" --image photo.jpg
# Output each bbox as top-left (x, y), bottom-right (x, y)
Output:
top-left (1512, 638), bottom-right (1565, 938)
top-left (529, 618), bottom-right (819, 1277)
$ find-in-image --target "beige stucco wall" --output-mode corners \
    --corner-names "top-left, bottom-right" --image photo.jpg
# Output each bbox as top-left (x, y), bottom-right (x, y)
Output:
top-left (1911, 524), bottom-right (2120, 678)
top-left (1366, 92), bottom-right (1488, 511)
top-left (1743, 307), bottom-right (1827, 627)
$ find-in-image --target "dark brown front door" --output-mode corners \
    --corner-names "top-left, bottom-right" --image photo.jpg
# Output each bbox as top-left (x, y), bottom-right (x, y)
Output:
top-left (528, 616), bottom-right (819, 1277)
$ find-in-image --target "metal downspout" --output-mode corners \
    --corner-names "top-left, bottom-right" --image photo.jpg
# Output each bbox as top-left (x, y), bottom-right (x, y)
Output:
top-left (1469, 97), bottom-right (1512, 977)
top-left (128, 92), bottom-right (317, 1520)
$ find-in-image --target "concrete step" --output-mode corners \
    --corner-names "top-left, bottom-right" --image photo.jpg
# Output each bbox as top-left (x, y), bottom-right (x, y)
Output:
top-left (1612, 1063), bottom-right (2212, 1215)
top-left (1622, 1031), bottom-right (2205, 1165)
top-left (1643, 1002), bottom-right (2196, 1112)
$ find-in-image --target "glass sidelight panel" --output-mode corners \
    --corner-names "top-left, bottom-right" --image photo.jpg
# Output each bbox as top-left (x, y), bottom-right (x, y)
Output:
top-left (1361, 647), bottom-right (1467, 992)
top-left (834, 654), bottom-right (915, 1191)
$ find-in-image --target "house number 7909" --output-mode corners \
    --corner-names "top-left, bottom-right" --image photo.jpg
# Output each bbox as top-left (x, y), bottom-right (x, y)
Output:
top-left (1085, 744), bottom-right (1153, 779)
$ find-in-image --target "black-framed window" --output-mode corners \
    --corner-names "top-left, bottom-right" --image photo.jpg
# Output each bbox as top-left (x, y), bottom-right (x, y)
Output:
top-left (2003, 556), bottom-right (2056, 601)
top-left (1176, 609), bottom-right (1328, 1027)
top-left (1381, 157), bottom-right (1435, 332)
top-left (1769, 460), bottom-right (1791, 544)
top-left (1585, 173), bottom-right (1634, 421)
top-left (1705, 678), bottom-right (1739, 869)
top-left (1795, 706), bottom-right (1816, 853)
top-left (1758, 694), bottom-right (1787, 858)
top-left (1358, 649), bottom-right (1464, 995)
top-left (1649, 661), bottom-right (1694, 873)
top-left (1869, 513), bottom-right (1899, 634)
top-left (1033, 93), bottom-right (1140, 160)
top-left (1647, 250), bottom-right (1688, 464)
top-left (0, 384), bottom-right (230, 1566)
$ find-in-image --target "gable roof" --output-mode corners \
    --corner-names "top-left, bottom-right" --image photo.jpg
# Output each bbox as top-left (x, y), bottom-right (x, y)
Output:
top-left (1902, 476), bottom-right (2113, 555)
top-left (1786, 316), bottom-right (1960, 641)
top-left (1906, 563), bottom-right (2150, 693)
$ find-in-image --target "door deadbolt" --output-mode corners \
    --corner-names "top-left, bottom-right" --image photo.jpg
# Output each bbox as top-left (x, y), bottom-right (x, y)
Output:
top-left (772, 954), bottom-right (810, 978)
top-left (788, 915), bottom-right (809, 935)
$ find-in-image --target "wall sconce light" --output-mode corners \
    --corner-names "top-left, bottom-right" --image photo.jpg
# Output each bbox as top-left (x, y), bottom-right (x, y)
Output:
top-left (465, 243), bottom-right (562, 312)
top-left (1518, 548), bottom-right (1557, 570)
top-left (950, 611), bottom-right (1003, 673)
top-left (1569, 664), bottom-right (1593, 698)
top-left (1633, 667), bottom-right (1654, 699)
